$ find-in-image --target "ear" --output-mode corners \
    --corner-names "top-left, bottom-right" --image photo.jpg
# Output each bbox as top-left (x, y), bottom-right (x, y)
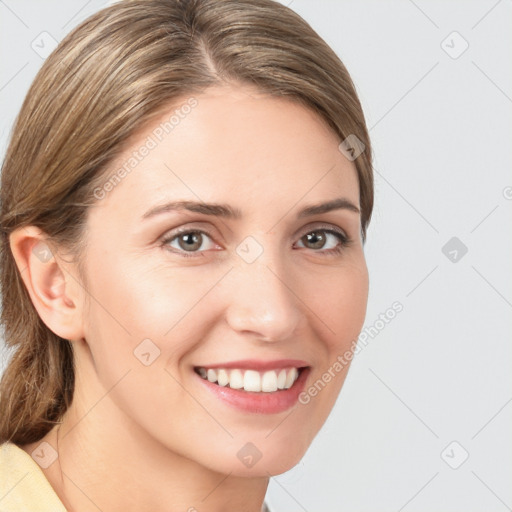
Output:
top-left (9, 225), bottom-right (85, 341)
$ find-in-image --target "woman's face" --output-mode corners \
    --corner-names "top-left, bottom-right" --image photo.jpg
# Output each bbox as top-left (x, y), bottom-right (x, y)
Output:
top-left (76, 83), bottom-right (368, 476)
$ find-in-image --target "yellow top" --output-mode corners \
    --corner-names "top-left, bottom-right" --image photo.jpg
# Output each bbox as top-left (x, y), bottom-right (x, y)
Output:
top-left (0, 441), bottom-right (67, 511)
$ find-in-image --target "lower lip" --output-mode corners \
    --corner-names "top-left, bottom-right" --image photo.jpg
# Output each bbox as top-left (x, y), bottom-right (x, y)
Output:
top-left (195, 367), bottom-right (311, 414)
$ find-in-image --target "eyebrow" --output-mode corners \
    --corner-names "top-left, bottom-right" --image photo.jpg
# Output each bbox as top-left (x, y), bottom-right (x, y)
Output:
top-left (141, 197), bottom-right (360, 221)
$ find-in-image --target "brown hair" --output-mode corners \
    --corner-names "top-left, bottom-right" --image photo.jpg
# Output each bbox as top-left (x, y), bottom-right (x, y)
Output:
top-left (0, 0), bottom-right (373, 445)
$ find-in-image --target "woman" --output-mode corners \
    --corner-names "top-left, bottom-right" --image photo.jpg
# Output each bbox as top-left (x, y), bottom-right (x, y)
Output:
top-left (0, 0), bottom-right (373, 510)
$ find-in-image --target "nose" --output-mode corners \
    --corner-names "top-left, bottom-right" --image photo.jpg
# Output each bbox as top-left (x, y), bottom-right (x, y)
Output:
top-left (223, 247), bottom-right (302, 343)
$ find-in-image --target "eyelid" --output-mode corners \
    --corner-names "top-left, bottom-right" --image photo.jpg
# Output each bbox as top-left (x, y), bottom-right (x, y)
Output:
top-left (160, 221), bottom-right (351, 256)
top-left (160, 225), bottom-right (221, 252)
top-left (161, 221), bottom-right (348, 242)
top-left (296, 222), bottom-right (348, 240)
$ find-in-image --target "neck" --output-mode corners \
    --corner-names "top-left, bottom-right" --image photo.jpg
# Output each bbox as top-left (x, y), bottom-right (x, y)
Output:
top-left (23, 384), bottom-right (270, 512)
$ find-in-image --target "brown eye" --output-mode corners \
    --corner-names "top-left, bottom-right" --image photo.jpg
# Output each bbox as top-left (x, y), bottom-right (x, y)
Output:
top-left (161, 226), bottom-right (350, 259)
top-left (295, 228), bottom-right (350, 256)
top-left (301, 231), bottom-right (327, 250)
top-left (177, 232), bottom-right (203, 252)
top-left (161, 229), bottom-right (217, 257)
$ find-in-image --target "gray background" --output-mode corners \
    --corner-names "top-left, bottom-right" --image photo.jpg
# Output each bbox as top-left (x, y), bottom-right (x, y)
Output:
top-left (1, 1), bottom-right (511, 511)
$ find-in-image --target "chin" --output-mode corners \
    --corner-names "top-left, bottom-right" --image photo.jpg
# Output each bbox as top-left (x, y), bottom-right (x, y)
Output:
top-left (203, 434), bottom-right (312, 478)
top-left (220, 452), bottom-right (306, 478)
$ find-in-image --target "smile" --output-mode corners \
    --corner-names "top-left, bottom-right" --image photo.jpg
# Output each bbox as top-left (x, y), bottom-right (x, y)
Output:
top-left (193, 363), bottom-right (311, 414)
top-left (194, 366), bottom-right (302, 392)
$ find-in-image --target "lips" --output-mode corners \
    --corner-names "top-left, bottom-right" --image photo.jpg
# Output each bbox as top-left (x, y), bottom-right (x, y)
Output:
top-left (193, 359), bottom-right (311, 414)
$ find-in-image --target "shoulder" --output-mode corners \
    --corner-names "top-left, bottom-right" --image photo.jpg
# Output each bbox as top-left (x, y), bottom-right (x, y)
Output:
top-left (0, 441), bottom-right (67, 512)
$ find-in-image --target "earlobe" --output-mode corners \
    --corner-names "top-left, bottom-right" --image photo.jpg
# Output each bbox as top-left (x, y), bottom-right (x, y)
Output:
top-left (9, 226), bottom-right (84, 340)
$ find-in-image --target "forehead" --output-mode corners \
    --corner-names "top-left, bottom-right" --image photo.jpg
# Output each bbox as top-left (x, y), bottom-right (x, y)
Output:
top-left (91, 84), bottom-right (360, 223)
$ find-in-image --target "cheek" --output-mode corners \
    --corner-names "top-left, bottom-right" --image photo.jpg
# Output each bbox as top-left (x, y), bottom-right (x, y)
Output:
top-left (79, 258), bottom-right (213, 429)
top-left (303, 258), bottom-right (368, 411)
top-left (85, 251), bottom-right (220, 338)
top-left (306, 257), bottom-right (369, 352)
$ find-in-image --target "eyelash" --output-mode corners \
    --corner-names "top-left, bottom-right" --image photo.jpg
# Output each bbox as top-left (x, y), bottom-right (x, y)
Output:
top-left (160, 224), bottom-right (353, 259)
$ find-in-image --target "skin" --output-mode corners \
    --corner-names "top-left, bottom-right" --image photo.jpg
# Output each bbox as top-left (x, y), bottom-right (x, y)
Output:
top-left (12, 83), bottom-right (369, 512)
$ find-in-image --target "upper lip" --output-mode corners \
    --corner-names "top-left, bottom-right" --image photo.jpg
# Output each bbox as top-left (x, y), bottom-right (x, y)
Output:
top-left (194, 359), bottom-right (310, 371)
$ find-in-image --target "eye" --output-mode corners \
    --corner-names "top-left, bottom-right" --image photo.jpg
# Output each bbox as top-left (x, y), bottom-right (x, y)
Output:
top-left (161, 228), bottom-right (219, 258)
top-left (295, 227), bottom-right (351, 256)
top-left (161, 225), bottom-right (352, 258)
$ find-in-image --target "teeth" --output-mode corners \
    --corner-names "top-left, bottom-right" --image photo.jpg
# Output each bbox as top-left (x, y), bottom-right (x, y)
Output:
top-left (285, 367), bottom-right (298, 389)
top-left (244, 370), bottom-right (261, 392)
top-left (261, 370), bottom-right (278, 392)
top-left (229, 369), bottom-right (244, 389)
top-left (196, 366), bottom-right (302, 392)
top-left (217, 369), bottom-right (229, 387)
top-left (277, 369), bottom-right (287, 390)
